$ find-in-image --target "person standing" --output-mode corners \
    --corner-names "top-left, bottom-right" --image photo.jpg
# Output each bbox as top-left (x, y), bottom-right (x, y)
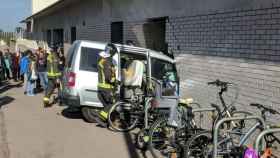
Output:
top-left (36, 48), bottom-right (48, 91)
top-left (57, 47), bottom-right (65, 72)
top-left (18, 50), bottom-right (24, 82)
top-left (12, 52), bottom-right (20, 81)
top-left (56, 47), bottom-right (65, 104)
top-left (0, 51), bottom-right (4, 84)
top-left (20, 50), bottom-right (31, 94)
top-left (26, 55), bottom-right (37, 96)
top-left (93, 43), bottom-right (118, 127)
top-left (43, 49), bottom-right (61, 107)
top-left (3, 49), bottom-right (12, 80)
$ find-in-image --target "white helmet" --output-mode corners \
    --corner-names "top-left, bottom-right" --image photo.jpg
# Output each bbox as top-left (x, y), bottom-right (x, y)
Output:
top-left (99, 51), bottom-right (110, 58)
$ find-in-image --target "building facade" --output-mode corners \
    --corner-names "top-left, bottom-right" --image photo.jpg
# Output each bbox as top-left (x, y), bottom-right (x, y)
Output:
top-left (24, 0), bottom-right (280, 112)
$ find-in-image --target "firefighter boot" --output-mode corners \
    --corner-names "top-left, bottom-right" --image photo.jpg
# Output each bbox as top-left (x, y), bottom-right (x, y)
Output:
top-left (43, 97), bottom-right (52, 108)
top-left (91, 110), bottom-right (108, 128)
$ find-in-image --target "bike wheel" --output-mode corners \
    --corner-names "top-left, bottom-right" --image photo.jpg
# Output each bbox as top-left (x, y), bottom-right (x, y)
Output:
top-left (184, 131), bottom-right (212, 158)
top-left (148, 117), bottom-right (177, 158)
top-left (108, 102), bottom-right (139, 132)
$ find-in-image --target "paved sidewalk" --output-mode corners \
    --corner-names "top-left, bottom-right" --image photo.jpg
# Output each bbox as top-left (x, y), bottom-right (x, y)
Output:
top-left (0, 82), bottom-right (150, 158)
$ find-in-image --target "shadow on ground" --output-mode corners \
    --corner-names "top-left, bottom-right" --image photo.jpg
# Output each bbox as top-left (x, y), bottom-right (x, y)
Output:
top-left (0, 96), bottom-right (14, 109)
top-left (61, 107), bottom-right (84, 120)
top-left (0, 81), bottom-right (23, 94)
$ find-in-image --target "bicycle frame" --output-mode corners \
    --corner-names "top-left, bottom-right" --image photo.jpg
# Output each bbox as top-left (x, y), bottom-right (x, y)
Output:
top-left (212, 83), bottom-right (239, 128)
top-left (213, 116), bottom-right (265, 158)
top-left (238, 122), bottom-right (261, 146)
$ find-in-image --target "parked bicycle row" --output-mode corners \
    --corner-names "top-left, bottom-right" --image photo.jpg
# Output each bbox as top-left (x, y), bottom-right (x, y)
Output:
top-left (105, 79), bottom-right (280, 158)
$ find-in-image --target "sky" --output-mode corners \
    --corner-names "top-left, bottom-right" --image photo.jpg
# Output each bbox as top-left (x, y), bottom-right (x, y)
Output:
top-left (0, 0), bottom-right (31, 32)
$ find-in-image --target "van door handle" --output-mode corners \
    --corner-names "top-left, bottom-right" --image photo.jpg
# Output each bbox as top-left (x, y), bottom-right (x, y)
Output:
top-left (85, 89), bottom-right (97, 92)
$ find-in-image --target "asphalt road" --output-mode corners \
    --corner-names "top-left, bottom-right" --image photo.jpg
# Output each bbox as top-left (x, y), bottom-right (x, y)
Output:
top-left (0, 82), bottom-right (151, 158)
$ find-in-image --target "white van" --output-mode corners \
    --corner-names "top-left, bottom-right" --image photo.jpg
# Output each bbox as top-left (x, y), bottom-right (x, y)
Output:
top-left (61, 40), bottom-right (179, 122)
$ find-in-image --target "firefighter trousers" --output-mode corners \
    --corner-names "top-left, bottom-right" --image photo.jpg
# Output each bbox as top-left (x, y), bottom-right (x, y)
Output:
top-left (98, 89), bottom-right (115, 112)
top-left (44, 77), bottom-right (61, 101)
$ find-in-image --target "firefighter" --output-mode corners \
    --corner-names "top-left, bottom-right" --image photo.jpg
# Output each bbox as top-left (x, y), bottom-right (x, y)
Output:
top-left (43, 48), bottom-right (61, 108)
top-left (93, 43), bottom-right (118, 127)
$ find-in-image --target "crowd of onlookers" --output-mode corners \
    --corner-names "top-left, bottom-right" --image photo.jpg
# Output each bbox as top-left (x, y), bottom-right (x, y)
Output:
top-left (0, 47), bottom-right (65, 96)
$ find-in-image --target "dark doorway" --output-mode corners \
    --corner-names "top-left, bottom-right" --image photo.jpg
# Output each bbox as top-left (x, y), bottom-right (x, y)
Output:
top-left (144, 17), bottom-right (167, 53)
top-left (111, 22), bottom-right (123, 44)
top-left (71, 27), bottom-right (76, 44)
top-left (53, 29), bottom-right (64, 47)
top-left (47, 30), bottom-right (52, 46)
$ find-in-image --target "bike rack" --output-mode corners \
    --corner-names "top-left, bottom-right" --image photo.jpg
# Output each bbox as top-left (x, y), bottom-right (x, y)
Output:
top-left (213, 116), bottom-right (265, 158)
top-left (254, 128), bottom-right (280, 155)
top-left (192, 107), bottom-right (217, 113)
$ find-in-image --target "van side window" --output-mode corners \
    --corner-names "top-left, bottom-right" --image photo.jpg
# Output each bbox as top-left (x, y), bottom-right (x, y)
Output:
top-left (79, 47), bottom-right (101, 72)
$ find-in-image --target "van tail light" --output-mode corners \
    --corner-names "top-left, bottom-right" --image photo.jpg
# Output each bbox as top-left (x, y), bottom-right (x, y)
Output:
top-left (151, 98), bottom-right (159, 108)
top-left (67, 72), bottom-right (76, 87)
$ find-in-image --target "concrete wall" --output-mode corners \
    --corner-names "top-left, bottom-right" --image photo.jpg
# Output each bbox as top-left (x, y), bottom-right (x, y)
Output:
top-left (33, 0), bottom-right (111, 51)
top-left (31, 0), bottom-right (280, 114)
top-left (32, 0), bottom-right (59, 14)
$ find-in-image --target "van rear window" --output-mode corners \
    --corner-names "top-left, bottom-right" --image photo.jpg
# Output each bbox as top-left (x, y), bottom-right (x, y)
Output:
top-left (79, 47), bottom-right (101, 72)
top-left (66, 43), bottom-right (77, 67)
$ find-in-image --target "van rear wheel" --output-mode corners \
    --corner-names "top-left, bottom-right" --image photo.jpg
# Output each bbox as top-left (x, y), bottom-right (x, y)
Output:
top-left (81, 107), bottom-right (98, 123)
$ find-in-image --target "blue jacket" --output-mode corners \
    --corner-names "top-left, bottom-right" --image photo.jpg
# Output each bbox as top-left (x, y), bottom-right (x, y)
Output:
top-left (20, 56), bottom-right (30, 75)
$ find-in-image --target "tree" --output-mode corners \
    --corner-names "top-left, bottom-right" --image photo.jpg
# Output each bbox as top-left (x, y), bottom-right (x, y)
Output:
top-left (0, 29), bottom-right (3, 33)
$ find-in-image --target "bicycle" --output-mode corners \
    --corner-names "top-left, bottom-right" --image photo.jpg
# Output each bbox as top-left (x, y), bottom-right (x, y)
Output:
top-left (184, 79), bottom-right (252, 158)
top-left (185, 102), bottom-right (280, 158)
top-left (107, 78), bottom-right (167, 132)
top-left (147, 100), bottom-right (202, 158)
top-left (247, 103), bottom-right (280, 158)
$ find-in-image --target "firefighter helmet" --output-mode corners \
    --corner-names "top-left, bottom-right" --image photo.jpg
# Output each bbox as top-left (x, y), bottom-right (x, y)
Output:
top-left (105, 43), bottom-right (117, 57)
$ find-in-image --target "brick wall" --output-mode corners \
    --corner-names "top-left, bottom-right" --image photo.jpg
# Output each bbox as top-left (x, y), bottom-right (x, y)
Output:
top-left (167, 7), bottom-right (280, 61)
top-left (165, 7), bottom-right (280, 116)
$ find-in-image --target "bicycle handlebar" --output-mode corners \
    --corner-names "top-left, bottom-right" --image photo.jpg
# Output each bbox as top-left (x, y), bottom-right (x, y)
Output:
top-left (250, 103), bottom-right (280, 115)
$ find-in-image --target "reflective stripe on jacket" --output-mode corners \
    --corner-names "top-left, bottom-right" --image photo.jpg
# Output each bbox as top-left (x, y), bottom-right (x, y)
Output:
top-left (98, 58), bottom-right (116, 90)
top-left (47, 52), bottom-right (61, 78)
